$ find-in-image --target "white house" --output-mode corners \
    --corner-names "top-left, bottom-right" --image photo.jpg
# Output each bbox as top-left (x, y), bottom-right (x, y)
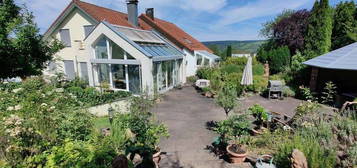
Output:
top-left (43, 0), bottom-right (218, 94)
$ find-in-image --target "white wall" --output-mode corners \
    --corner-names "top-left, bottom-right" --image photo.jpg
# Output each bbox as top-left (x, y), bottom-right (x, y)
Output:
top-left (183, 49), bottom-right (197, 78)
top-left (44, 7), bottom-right (96, 78)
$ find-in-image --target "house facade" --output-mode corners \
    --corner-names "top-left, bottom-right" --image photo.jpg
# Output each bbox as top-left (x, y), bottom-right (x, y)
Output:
top-left (44, 0), bottom-right (218, 94)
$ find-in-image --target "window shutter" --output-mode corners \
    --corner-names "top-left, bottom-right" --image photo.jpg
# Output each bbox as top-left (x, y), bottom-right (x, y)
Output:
top-left (84, 25), bottom-right (95, 37)
top-left (60, 29), bottom-right (71, 47)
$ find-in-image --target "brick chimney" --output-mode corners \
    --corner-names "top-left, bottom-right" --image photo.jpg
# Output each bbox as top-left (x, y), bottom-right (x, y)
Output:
top-left (146, 8), bottom-right (154, 20)
top-left (127, 0), bottom-right (139, 27)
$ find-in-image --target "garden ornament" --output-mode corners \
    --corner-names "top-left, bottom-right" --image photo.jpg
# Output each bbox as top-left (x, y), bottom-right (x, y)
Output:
top-left (256, 155), bottom-right (276, 168)
top-left (108, 106), bottom-right (114, 124)
top-left (291, 149), bottom-right (308, 168)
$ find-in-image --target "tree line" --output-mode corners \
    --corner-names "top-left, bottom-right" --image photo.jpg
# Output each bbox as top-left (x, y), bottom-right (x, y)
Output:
top-left (257, 0), bottom-right (357, 75)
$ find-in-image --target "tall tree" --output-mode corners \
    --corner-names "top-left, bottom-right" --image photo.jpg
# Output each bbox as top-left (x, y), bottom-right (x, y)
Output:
top-left (304, 0), bottom-right (333, 58)
top-left (226, 45), bottom-right (232, 58)
top-left (273, 10), bottom-right (310, 54)
top-left (260, 10), bottom-right (295, 38)
top-left (0, 0), bottom-right (63, 79)
top-left (331, 1), bottom-right (357, 49)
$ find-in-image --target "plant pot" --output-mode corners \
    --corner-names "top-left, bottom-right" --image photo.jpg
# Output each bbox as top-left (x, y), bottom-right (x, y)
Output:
top-left (226, 144), bottom-right (247, 164)
top-left (153, 149), bottom-right (161, 167)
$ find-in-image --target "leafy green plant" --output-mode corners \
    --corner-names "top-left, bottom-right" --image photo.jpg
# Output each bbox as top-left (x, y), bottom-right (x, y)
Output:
top-left (298, 86), bottom-right (316, 101)
top-left (186, 76), bottom-right (198, 83)
top-left (274, 135), bottom-right (336, 168)
top-left (253, 64), bottom-right (265, 76)
top-left (215, 82), bottom-right (238, 116)
top-left (196, 67), bottom-right (215, 79)
top-left (214, 115), bottom-right (251, 144)
top-left (282, 86), bottom-right (295, 97)
top-left (321, 81), bottom-right (337, 106)
top-left (249, 104), bottom-right (268, 127)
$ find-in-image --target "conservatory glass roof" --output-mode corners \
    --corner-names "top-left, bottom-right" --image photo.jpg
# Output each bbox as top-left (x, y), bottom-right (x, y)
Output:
top-left (107, 23), bottom-right (183, 58)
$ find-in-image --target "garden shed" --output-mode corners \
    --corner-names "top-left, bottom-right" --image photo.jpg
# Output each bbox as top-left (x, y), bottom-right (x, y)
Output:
top-left (304, 42), bottom-right (357, 101)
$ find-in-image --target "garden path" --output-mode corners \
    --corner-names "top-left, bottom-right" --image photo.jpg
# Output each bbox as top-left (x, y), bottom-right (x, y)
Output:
top-left (152, 86), bottom-right (252, 168)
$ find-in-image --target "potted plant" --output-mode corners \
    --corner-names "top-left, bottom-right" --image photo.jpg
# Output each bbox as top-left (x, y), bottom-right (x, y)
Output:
top-left (249, 104), bottom-right (269, 134)
top-left (214, 115), bottom-right (251, 164)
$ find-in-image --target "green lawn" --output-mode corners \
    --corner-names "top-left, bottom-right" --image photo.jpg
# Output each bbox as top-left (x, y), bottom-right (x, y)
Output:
top-left (94, 117), bottom-right (111, 130)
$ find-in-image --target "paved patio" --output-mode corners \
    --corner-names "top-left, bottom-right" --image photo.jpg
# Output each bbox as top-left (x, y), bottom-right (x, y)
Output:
top-left (152, 86), bottom-right (301, 168)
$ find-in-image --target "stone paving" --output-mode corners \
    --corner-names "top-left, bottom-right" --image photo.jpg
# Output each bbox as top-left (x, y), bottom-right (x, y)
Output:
top-left (152, 86), bottom-right (301, 168)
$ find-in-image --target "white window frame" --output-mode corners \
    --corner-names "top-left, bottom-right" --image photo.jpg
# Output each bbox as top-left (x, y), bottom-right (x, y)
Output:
top-left (92, 36), bottom-right (140, 93)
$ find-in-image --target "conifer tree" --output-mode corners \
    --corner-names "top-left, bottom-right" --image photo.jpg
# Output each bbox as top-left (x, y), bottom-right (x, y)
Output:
top-left (304, 0), bottom-right (333, 58)
top-left (332, 1), bottom-right (357, 49)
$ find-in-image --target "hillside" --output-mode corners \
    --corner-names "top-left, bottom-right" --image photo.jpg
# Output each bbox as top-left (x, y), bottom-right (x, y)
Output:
top-left (203, 40), bottom-right (266, 53)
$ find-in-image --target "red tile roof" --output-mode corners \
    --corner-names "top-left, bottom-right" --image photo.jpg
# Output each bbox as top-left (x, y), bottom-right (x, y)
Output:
top-left (47, 0), bottom-right (211, 53)
top-left (139, 14), bottom-right (212, 53)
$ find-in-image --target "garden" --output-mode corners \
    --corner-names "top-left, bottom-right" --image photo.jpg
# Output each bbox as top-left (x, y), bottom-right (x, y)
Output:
top-left (195, 1), bottom-right (357, 167)
top-left (0, 76), bottom-right (169, 168)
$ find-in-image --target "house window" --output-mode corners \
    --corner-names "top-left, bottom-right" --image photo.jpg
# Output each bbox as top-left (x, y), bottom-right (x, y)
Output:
top-left (111, 41), bottom-right (125, 59)
top-left (80, 62), bottom-right (89, 81)
top-left (112, 64), bottom-right (126, 89)
top-left (83, 25), bottom-right (94, 37)
top-left (95, 37), bottom-right (108, 59)
top-left (59, 29), bottom-right (71, 47)
top-left (63, 60), bottom-right (75, 80)
top-left (98, 64), bottom-right (110, 84)
top-left (128, 65), bottom-right (141, 94)
top-left (196, 54), bottom-right (203, 65)
top-left (203, 58), bottom-right (210, 66)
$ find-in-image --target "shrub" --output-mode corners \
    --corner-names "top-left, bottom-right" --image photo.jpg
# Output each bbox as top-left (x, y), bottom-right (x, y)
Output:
top-left (220, 64), bottom-right (244, 74)
top-left (45, 140), bottom-right (116, 168)
top-left (196, 67), bottom-right (215, 79)
top-left (268, 46), bottom-right (291, 74)
top-left (253, 64), bottom-right (265, 76)
top-left (215, 82), bottom-right (238, 116)
top-left (223, 73), bottom-right (243, 96)
top-left (275, 135), bottom-right (336, 168)
top-left (223, 57), bottom-right (247, 66)
top-left (320, 81), bottom-right (337, 106)
top-left (248, 104), bottom-right (268, 127)
top-left (247, 76), bottom-right (268, 93)
top-left (214, 115), bottom-right (251, 143)
top-left (297, 86), bottom-right (316, 101)
top-left (282, 86), bottom-right (295, 97)
top-left (186, 76), bottom-right (198, 83)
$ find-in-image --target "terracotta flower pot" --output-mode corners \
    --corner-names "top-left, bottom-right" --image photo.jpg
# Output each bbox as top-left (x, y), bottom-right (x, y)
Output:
top-left (226, 144), bottom-right (247, 164)
top-left (153, 150), bottom-right (161, 167)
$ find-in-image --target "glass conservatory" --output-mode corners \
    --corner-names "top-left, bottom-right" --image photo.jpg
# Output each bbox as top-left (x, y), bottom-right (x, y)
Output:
top-left (92, 36), bottom-right (141, 94)
top-left (88, 23), bottom-right (184, 95)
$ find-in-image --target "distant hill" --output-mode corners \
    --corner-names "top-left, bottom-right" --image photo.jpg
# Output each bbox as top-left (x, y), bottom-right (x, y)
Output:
top-left (202, 40), bottom-right (266, 53)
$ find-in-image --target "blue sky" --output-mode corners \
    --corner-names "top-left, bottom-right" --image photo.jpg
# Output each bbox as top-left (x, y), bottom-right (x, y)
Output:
top-left (16, 0), bottom-right (356, 41)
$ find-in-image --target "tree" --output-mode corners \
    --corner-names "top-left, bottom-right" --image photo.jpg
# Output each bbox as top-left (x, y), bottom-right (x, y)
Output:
top-left (332, 1), bottom-right (357, 50)
top-left (304, 0), bottom-right (333, 58)
top-left (269, 46), bottom-right (291, 74)
top-left (226, 45), bottom-right (232, 58)
top-left (215, 82), bottom-right (237, 116)
top-left (273, 10), bottom-right (310, 54)
top-left (0, 0), bottom-right (63, 79)
top-left (260, 9), bottom-right (295, 38)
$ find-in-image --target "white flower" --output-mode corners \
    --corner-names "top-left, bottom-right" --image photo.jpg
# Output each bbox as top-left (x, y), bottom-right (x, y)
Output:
top-left (12, 88), bottom-right (23, 93)
top-left (55, 88), bottom-right (64, 93)
top-left (41, 103), bottom-right (48, 107)
top-left (7, 106), bottom-right (14, 111)
top-left (41, 94), bottom-right (46, 98)
top-left (14, 105), bottom-right (22, 111)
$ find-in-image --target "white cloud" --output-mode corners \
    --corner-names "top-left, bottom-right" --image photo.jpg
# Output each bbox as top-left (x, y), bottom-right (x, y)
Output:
top-left (215, 0), bottom-right (309, 27)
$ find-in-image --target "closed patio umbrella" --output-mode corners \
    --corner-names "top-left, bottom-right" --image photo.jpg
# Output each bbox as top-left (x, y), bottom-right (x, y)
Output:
top-left (241, 56), bottom-right (253, 86)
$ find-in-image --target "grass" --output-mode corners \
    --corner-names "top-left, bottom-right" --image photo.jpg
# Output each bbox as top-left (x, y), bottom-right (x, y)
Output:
top-left (94, 117), bottom-right (111, 130)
